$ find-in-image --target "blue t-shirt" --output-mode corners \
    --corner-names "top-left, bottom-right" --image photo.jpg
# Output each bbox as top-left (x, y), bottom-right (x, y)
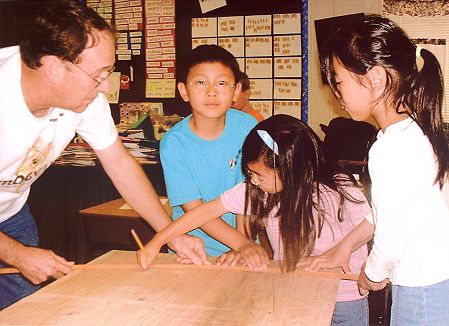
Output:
top-left (160, 109), bottom-right (257, 256)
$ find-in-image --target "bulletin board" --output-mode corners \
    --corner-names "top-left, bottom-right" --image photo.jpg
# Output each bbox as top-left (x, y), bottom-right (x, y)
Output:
top-left (191, 13), bottom-right (302, 119)
top-left (86, 0), bottom-right (305, 121)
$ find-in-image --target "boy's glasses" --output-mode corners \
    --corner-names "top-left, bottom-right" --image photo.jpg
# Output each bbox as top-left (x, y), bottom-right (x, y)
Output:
top-left (187, 80), bottom-right (235, 93)
top-left (67, 61), bottom-right (115, 87)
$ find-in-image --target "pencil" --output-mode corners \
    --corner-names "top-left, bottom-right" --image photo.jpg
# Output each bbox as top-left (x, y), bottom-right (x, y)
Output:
top-left (130, 229), bottom-right (148, 259)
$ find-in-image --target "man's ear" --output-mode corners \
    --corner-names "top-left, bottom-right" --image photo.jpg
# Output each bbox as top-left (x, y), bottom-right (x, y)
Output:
top-left (366, 66), bottom-right (386, 91)
top-left (40, 56), bottom-right (65, 84)
top-left (177, 82), bottom-right (189, 102)
top-left (232, 82), bottom-right (242, 102)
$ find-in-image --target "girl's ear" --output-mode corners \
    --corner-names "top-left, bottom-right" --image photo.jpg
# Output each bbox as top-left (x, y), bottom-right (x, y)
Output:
top-left (177, 82), bottom-right (189, 102)
top-left (366, 66), bottom-right (386, 91)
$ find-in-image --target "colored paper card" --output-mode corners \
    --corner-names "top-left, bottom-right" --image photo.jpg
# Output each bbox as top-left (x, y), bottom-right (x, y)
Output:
top-left (199, 0), bottom-right (227, 14)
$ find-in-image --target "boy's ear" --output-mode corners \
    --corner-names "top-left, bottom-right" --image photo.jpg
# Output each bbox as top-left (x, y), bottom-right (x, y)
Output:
top-left (177, 82), bottom-right (189, 102)
top-left (232, 82), bottom-right (242, 102)
top-left (366, 66), bottom-right (386, 91)
top-left (41, 55), bottom-right (65, 84)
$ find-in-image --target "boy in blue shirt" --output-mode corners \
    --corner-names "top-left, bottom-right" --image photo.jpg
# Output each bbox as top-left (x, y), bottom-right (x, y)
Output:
top-left (160, 45), bottom-right (257, 258)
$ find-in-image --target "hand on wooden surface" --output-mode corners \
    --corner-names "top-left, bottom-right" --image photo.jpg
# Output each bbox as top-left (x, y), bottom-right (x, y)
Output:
top-left (168, 234), bottom-right (210, 265)
top-left (357, 264), bottom-right (389, 295)
top-left (13, 247), bottom-right (74, 284)
top-left (137, 239), bottom-right (161, 269)
top-left (296, 242), bottom-right (353, 274)
top-left (237, 242), bottom-right (269, 270)
top-left (215, 250), bottom-right (245, 267)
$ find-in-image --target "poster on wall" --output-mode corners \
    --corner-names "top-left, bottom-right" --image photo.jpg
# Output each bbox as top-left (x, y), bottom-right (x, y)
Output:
top-left (145, 0), bottom-right (176, 98)
top-left (191, 12), bottom-right (302, 118)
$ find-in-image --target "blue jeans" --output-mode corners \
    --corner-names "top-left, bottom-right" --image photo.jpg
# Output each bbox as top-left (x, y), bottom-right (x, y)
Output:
top-left (0, 204), bottom-right (41, 309)
top-left (332, 297), bottom-right (369, 326)
top-left (391, 279), bottom-right (449, 326)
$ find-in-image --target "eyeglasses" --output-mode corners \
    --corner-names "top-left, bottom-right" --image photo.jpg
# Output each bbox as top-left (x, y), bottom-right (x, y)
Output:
top-left (68, 61), bottom-right (115, 87)
top-left (187, 80), bottom-right (235, 93)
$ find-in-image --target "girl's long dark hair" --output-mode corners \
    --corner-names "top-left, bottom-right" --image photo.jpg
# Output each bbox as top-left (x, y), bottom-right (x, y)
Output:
top-left (242, 114), bottom-right (361, 271)
top-left (321, 14), bottom-right (448, 187)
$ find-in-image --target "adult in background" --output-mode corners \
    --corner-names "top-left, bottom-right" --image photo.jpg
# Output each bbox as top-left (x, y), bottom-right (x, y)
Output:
top-left (232, 72), bottom-right (264, 122)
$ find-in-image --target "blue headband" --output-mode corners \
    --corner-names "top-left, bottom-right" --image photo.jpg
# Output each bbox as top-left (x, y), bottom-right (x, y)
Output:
top-left (257, 130), bottom-right (279, 155)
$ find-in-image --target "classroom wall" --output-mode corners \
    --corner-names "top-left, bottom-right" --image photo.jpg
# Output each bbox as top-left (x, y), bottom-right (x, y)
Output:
top-left (307, 0), bottom-right (382, 139)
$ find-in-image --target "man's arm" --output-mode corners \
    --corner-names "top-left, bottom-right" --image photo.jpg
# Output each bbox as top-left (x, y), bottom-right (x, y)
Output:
top-left (94, 138), bottom-right (207, 264)
top-left (0, 231), bottom-right (73, 284)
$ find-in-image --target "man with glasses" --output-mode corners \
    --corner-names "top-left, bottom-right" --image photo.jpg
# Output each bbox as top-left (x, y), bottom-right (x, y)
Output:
top-left (0, 0), bottom-right (207, 308)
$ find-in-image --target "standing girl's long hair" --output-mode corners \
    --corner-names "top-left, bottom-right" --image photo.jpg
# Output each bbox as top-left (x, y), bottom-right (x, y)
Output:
top-left (242, 114), bottom-right (360, 271)
top-left (321, 14), bottom-right (449, 187)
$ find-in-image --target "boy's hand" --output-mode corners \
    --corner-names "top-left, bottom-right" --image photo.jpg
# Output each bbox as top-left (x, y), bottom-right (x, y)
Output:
top-left (238, 242), bottom-right (269, 270)
top-left (216, 250), bottom-right (245, 267)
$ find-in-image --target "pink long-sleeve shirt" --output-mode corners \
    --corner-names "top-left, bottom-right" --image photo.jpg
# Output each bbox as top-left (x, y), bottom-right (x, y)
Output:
top-left (221, 182), bottom-right (372, 302)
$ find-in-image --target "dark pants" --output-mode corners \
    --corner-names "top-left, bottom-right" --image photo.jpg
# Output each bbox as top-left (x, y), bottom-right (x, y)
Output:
top-left (0, 204), bottom-right (41, 309)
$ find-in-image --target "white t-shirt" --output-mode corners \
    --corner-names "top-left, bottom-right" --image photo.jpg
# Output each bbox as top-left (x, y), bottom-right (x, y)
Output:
top-left (365, 118), bottom-right (449, 286)
top-left (0, 46), bottom-right (118, 222)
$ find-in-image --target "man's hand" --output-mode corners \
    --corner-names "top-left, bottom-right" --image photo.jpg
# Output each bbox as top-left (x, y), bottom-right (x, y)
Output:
top-left (13, 246), bottom-right (74, 284)
top-left (167, 234), bottom-right (209, 265)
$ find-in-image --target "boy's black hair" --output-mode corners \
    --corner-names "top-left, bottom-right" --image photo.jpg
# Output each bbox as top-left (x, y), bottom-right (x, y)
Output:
top-left (178, 44), bottom-right (241, 83)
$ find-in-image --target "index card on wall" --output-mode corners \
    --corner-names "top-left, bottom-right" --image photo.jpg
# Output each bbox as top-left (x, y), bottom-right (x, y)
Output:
top-left (192, 17), bottom-right (218, 38)
top-left (246, 57), bottom-right (272, 78)
top-left (199, 0), bottom-right (227, 14)
top-left (236, 58), bottom-right (244, 71)
top-left (274, 57), bottom-right (301, 78)
top-left (251, 101), bottom-right (273, 118)
top-left (146, 79), bottom-right (176, 98)
top-left (274, 35), bottom-right (301, 56)
top-left (251, 79), bottom-right (273, 99)
top-left (245, 15), bottom-right (272, 35)
top-left (192, 38), bottom-right (218, 48)
top-left (218, 37), bottom-right (244, 57)
top-left (273, 13), bottom-right (301, 34)
top-left (274, 79), bottom-right (301, 99)
top-left (105, 72), bottom-right (121, 104)
top-left (274, 100), bottom-right (301, 119)
top-left (245, 36), bottom-right (272, 57)
top-left (218, 16), bottom-right (244, 36)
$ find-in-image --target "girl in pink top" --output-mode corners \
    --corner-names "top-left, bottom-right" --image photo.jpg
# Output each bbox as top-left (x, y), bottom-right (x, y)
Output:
top-left (140, 114), bottom-right (372, 325)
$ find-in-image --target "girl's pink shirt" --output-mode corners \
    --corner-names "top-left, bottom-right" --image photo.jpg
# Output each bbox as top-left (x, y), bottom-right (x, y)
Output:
top-left (220, 182), bottom-right (371, 302)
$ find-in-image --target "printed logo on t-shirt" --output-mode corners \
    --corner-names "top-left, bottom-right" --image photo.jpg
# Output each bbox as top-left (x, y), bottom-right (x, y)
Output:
top-left (0, 135), bottom-right (52, 192)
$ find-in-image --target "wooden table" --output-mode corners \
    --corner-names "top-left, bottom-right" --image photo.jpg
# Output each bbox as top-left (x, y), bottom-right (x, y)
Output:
top-left (80, 198), bottom-right (170, 260)
top-left (0, 251), bottom-right (340, 325)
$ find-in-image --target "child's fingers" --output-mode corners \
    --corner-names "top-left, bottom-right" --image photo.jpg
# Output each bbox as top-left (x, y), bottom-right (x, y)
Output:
top-left (241, 247), bottom-right (268, 270)
top-left (216, 251), bottom-right (241, 267)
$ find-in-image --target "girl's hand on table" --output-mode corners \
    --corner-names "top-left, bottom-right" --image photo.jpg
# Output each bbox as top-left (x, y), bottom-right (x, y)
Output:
top-left (296, 242), bottom-right (353, 274)
top-left (137, 238), bottom-right (161, 269)
top-left (216, 250), bottom-right (245, 267)
top-left (238, 242), bottom-right (269, 271)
